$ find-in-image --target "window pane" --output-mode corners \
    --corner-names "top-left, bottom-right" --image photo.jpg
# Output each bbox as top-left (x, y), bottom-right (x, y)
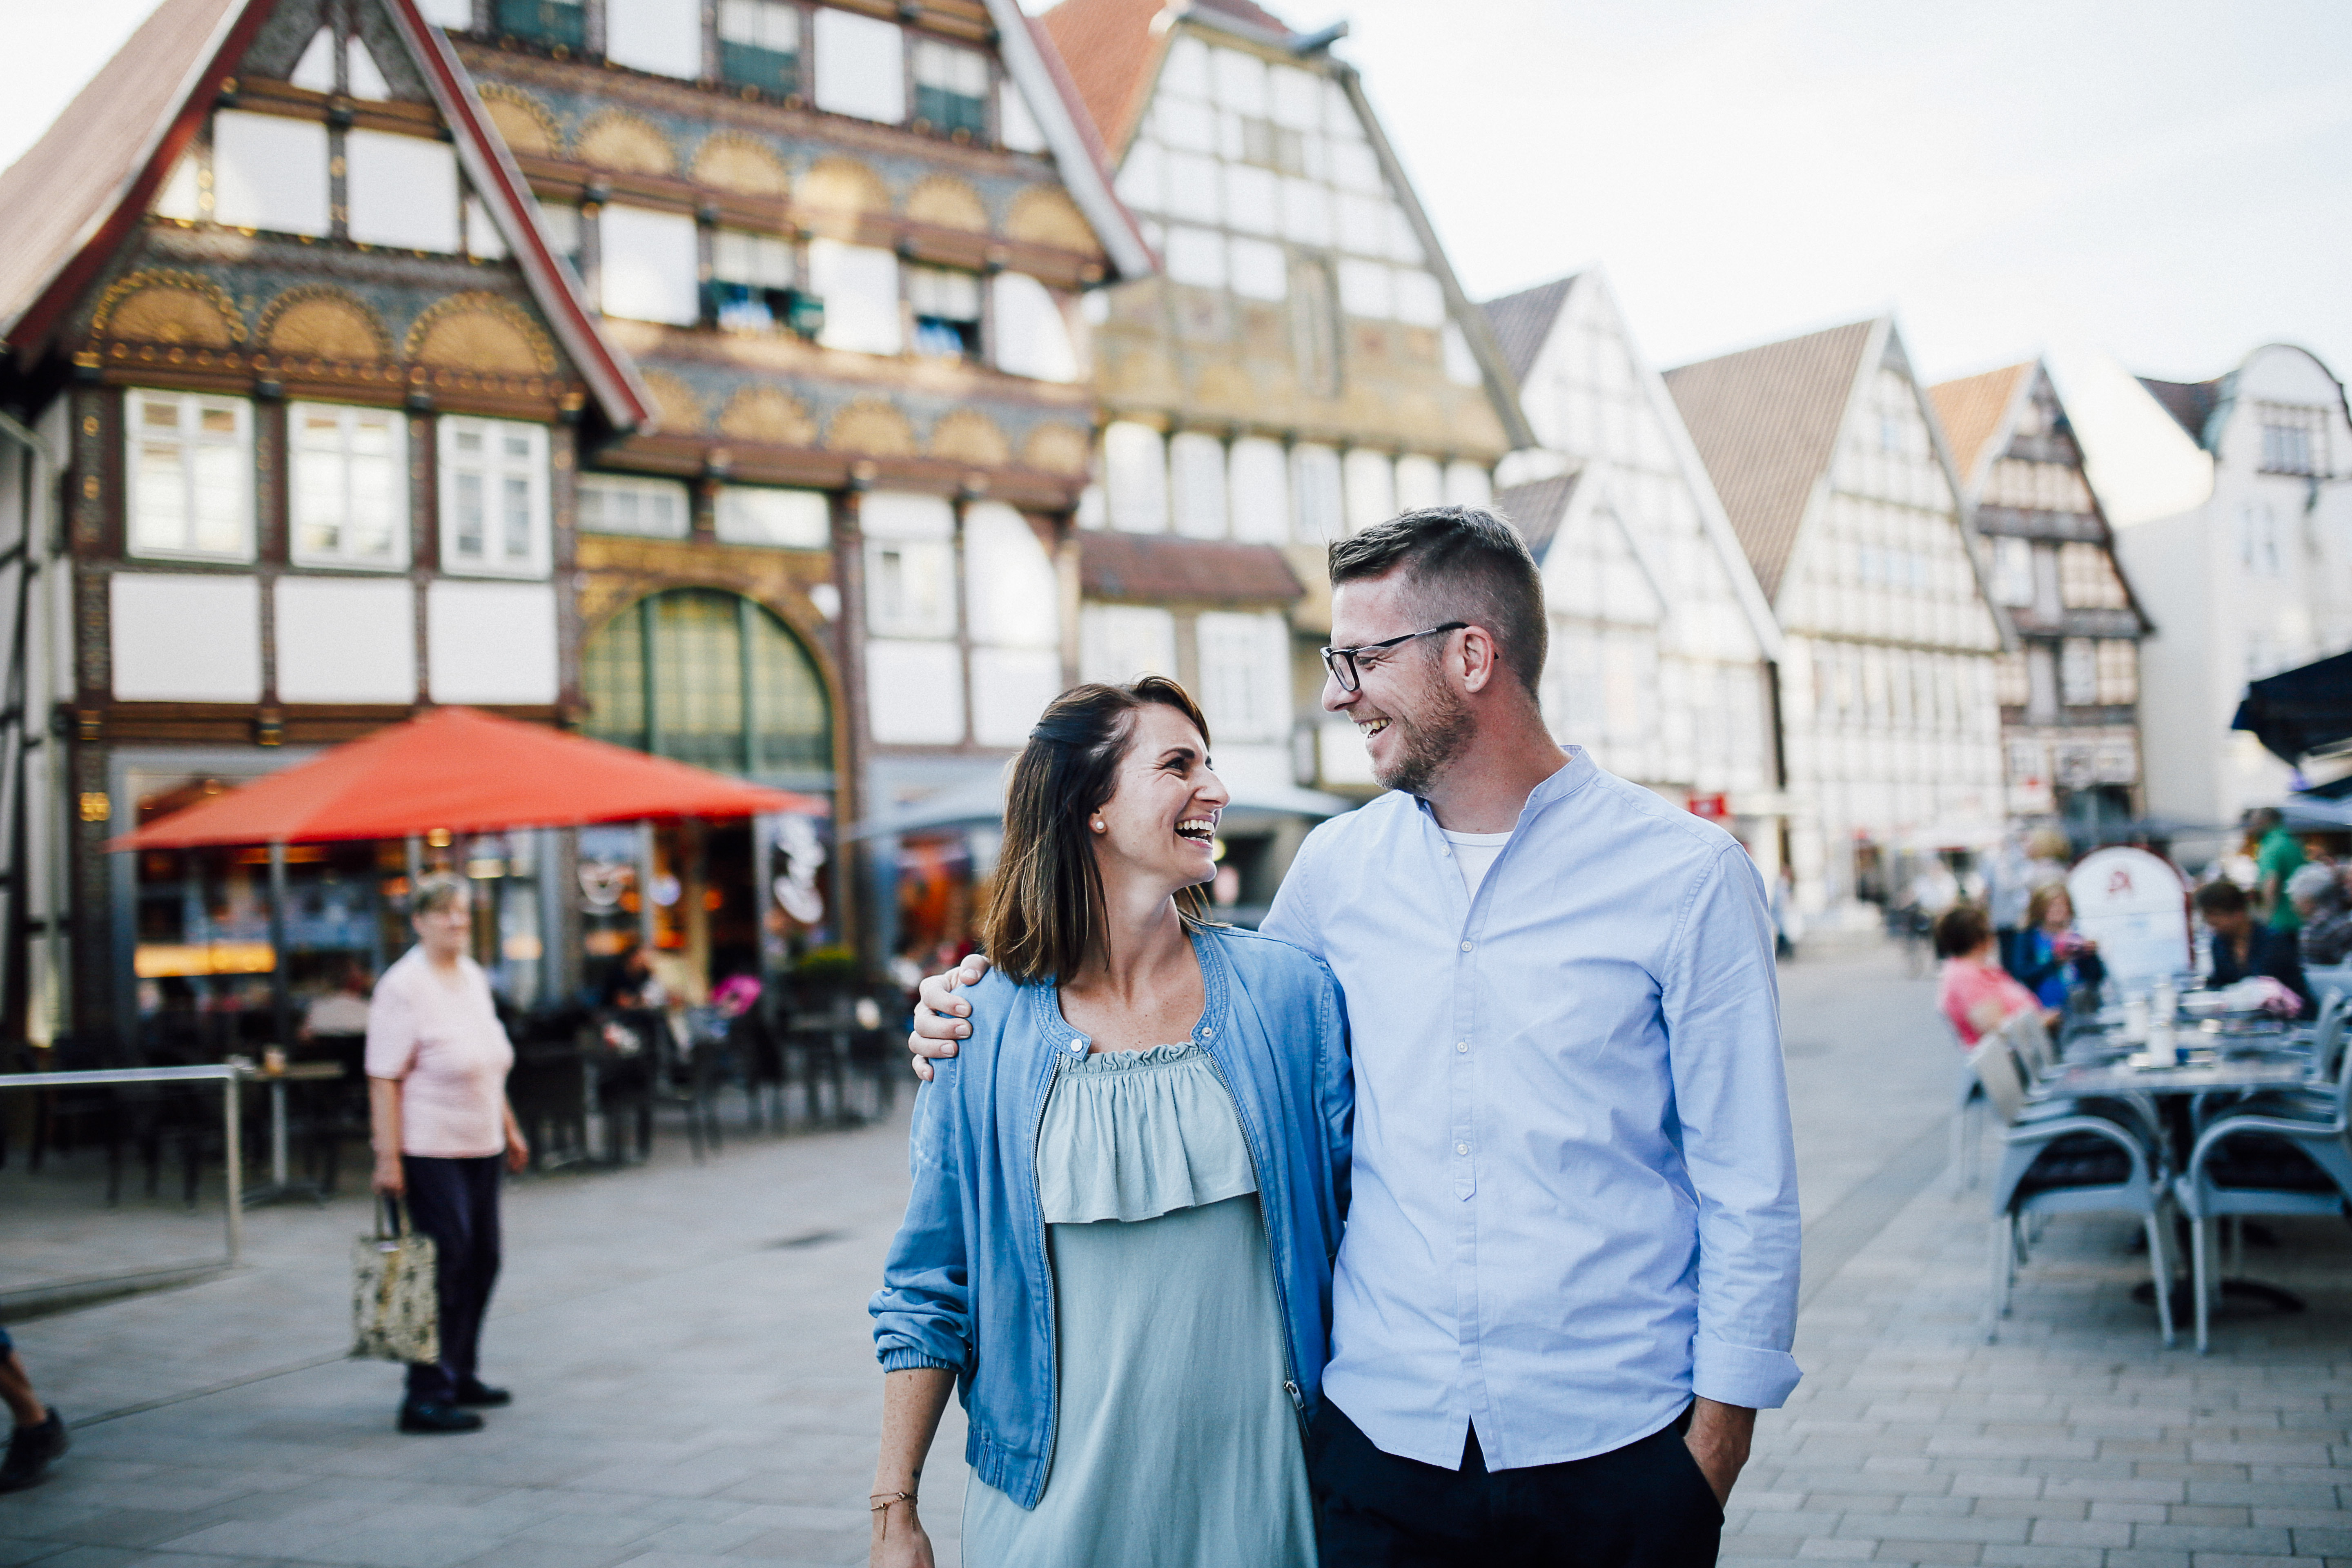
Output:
top-left (582, 601), bottom-right (648, 748)
top-left (344, 130), bottom-right (460, 252)
top-left (456, 472), bottom-right (485, 557)
top-left (599, 204), bottom-right (702, 326)
top-left (502, 475), bottom-right (532, 559)
top-left (745, 606), bottom-right (831, 772)
top-left (648, 590), bottom-right (746, 772)
top-left (135, 443), bottom-right (188, 551)
top-left (190, 444), bottom-right (244, 554)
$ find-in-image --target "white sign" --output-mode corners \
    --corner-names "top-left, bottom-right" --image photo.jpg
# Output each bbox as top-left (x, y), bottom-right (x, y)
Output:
top-left (2066, 846), bottom-right (2191, 985)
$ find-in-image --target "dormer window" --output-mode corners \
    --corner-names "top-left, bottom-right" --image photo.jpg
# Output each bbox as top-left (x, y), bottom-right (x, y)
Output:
top-left (719, 0), bottom-right (802, 97)
top-left (913, 39), bottom-right (988, 138)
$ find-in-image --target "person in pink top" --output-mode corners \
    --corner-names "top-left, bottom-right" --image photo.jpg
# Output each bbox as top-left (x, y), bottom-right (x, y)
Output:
top-left (367, 876), bottom-right (527, 1435)
top-left (1933, 902), bottom-right (2054, 1047)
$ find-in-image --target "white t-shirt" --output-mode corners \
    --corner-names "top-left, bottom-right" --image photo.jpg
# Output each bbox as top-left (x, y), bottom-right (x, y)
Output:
top-left (1440, 828), bottom-right (1514, 900)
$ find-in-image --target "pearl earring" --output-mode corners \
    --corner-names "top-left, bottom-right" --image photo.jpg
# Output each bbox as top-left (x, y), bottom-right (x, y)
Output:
top-left (1091, 818), bottom-right (1106, 833)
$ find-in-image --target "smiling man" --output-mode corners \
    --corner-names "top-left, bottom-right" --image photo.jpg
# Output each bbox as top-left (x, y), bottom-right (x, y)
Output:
top-left (914, 505), bottom-right (1800, 1566)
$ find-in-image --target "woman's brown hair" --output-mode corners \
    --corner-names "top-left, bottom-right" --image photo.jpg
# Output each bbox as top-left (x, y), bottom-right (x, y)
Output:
top-left (2025, 882), bottom-right (2072, 930)
top-left (1932, 902), bottom-right (1992, 960)
top-left (981, 676), bottom-right (1213, 984)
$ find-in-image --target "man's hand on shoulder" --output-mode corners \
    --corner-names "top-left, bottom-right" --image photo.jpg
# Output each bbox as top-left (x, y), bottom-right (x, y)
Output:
top-left (1684, 1397), bottom-right (1753, 1508)
top-left (908, 955), bottom-right (993, 1081)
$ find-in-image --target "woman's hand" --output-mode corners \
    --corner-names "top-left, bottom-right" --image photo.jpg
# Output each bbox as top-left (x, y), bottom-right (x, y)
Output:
top-left (505, 1126), bottom-right (530, 1174)
top-left (868, 1500), bottom-right (933, 1568)
top-left (371, 1156), bottom-right (405, 1197)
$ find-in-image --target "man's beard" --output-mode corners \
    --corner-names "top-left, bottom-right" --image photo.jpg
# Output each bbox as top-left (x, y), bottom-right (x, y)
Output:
top-left (1373, 680), bottom-right (1474, 797)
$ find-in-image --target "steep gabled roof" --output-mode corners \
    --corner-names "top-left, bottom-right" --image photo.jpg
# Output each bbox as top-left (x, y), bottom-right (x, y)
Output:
top-left (1481, 275), bottom-right (1578, 387)
top-left (1929, 361), bottom-right (2034, 498)
top-left (985, 0), bottom-right (1156, 281)
top-left (1042, 0), bottom-right (1178, 156)
top-left (1664, 319), bottom-right (1878, 603)
top-left (2138, 374), bottom-right (2225, 449)
top-left (0, 0), bottom-right (658, 428)
top-left (1492, 470), bottom-right (1584, 559)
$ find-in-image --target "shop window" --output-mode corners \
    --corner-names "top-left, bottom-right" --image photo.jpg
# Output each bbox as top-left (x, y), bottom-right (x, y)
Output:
top-left (710, 229), bottom-right (813, 335)
top-left (606, 0), bottom-right (702, 79)
top-left (806, 238), bottom-right (900, 354)
top-left (1196, 610), bottom-right (1291, 742)
top-left (579, 473), bottom-right (690, 539)
top-left (437, 416), bottom-right (548, 575)
top-left (291, 403), bottom-right (407, 567)
top-left (345, 129), bottom-right (460, 252)
top-left (716, 486), bottom-right (829, 548)
top-left (1103, 421), bottom-right (1169, 534)
top-left (719, 0), bottom-right (800, 96)
top-left (127, 390), bottom-right (253, 561)
top-left (990, 273), bottom-right (1076, 383)
top-left (585, 588), bottom-right (831, 776)
top-left (812, 8), bottom-right (904, 123)
top-left (494, 0), bottom-right (584, 51)
top-left (909, 266), bottom-right (982, 361)
top-left (211, 110), bottom-right (328, 236)
top-left (913, 39), bottom-right (989, 138)
top-left (599, 204), bottom-right (700, 326)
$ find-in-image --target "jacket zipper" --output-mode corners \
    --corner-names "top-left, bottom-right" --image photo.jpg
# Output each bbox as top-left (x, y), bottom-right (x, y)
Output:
top-left (1200, 1041), bottom-right (1311, 1439)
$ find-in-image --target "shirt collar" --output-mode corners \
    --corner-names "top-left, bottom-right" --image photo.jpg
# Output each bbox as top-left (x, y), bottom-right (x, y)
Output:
top-left (1410, 745), bottom-right (1596, 833)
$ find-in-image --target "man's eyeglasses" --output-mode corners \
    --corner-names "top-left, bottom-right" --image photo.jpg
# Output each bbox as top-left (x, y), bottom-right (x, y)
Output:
top-left (1319, 623), bottom-right (1467, 693)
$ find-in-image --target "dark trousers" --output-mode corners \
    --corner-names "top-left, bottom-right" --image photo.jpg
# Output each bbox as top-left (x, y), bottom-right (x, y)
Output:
top-left (1309, 1398), bottom-right (1723, 1568)
top-left (400, 1154), bottom-right (502, 1405)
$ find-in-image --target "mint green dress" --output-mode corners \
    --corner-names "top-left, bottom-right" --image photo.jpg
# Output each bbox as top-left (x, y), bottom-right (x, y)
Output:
top-left (960, 1043), bottom-right (1316, 1568)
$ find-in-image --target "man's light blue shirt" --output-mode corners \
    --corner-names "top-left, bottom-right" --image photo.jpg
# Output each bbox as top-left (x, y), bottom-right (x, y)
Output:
top-left (1261, 748), bottom-right (1801, 1470)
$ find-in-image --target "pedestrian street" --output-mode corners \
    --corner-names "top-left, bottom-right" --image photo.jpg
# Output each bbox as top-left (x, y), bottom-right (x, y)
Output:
top-left (1, 939), bottom-right (2344, 1568)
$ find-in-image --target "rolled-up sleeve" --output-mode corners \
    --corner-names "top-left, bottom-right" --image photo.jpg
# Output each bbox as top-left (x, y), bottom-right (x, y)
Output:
top-left (869, 1066), bottom-right (973, 1374)
top-left (1663, 842), bottom-right (1802, 1410)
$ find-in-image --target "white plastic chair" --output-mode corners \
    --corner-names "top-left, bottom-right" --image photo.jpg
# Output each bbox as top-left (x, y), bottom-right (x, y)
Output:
top-left (1977, 1033), bottom-right (2178, 1347)
top-left (2174, 1041), bottom-right (2352, 1352)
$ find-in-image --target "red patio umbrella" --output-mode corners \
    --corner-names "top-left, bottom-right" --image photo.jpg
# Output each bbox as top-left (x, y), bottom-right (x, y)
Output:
top-left (110, 706), bottom-right (826, 850)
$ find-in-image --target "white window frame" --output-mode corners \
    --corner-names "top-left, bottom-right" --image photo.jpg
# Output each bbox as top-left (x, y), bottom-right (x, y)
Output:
top-left (578, 472), bottom-right (691, 540)
top-left (716, 485), bottom-right (830, 548)
top-left (861, 492), bottom-right (958, 639)
top-left (289, 401), bottom-right (410, 569)
top-left (125, 389), bottom-right (255, 563)
top-left (437, 416), bottom-right (551, 578)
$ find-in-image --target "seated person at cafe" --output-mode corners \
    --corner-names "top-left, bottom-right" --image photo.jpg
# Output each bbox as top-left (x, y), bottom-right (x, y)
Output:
top-left (301, 962), bottom-right (373, 1040)
top-left (2288, 862), bottom-right (2352, 968)
top-left (2010, 884), bottom-right (2104, 1010)
top-left (1937, 902), bottom-right (2056, 1046)
top-left (2197, 878), bottom-right (2313, 1011)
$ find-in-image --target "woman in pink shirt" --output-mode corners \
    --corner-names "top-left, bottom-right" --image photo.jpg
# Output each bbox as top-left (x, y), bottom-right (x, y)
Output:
top-left (366, 876), bottom-right (526, 1435)
top-left (1934, 902), bottom-right (2054, 1047)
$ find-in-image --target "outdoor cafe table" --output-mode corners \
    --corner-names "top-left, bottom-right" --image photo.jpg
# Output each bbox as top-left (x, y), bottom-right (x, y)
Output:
top-left (242, 1059), bottom-right (345, 1207)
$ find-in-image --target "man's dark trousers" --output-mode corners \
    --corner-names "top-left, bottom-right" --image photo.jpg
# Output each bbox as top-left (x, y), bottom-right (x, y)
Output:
top-left (399, 1154), bottom-right (502, 1405)
top-left (1310, 1397), bottom-right (1724, 1567)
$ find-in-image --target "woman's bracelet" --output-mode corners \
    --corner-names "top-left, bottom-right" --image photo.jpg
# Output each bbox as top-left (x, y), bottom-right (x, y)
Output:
top-left (869, 1490), bottom-right (918, 1513)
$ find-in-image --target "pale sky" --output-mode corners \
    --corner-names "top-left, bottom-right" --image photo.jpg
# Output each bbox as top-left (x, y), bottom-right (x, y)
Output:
top-left (9, 0), bottom-right (2348, 388)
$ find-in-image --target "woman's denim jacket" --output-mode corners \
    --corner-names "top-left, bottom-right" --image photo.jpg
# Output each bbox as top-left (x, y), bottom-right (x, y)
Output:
top-left (869, 925), bottom-right (1352, 1509)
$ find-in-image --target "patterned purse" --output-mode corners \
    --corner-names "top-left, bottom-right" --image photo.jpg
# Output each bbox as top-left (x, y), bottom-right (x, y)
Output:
top-left (351, 1198), bottom-right (439, 1364)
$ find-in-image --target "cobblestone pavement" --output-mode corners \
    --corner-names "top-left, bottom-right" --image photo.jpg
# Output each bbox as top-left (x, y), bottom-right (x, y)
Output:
top-left (1, 942), bottom-right (2344, 1567)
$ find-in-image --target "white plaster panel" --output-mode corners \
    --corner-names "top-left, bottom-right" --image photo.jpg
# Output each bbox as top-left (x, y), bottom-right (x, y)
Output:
top-left (600, 205), bottom-right (701, 326)
top-left (212, 111), bottom-right (328, 236)
top-left (813, 9), bottom-right (906, 122)
top-left (111, 573), bottom-right (262, 702)
top-left (427, 580), bottom-right (559, 703)
top-left (345, 130), bottom-right (459, 253)
top-left (1228, 439), bottom-right (1290, 544)
top-left (274, 577), bottom-right (415, 703)
top-left (969, 647), bottom-right (1062, 747)
top-left (606, 0), bottom-right (703, 78)
top-left (990, 273), bottom-right (1078, 383)
top-left (866, 639), bottom-right (964, 743)
top-left (1080, 604), bottom-right (1177, 686)
top-left (964, 502), bottom-right (1059, 649)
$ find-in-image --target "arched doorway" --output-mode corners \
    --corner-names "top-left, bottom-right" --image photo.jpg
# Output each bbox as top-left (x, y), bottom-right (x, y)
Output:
top-left (580, 590), bottom-right (837, 1000)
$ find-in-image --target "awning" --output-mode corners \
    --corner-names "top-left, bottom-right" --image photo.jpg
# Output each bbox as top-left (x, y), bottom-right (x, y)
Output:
top-left (109, 706), bottom-right (825, 850)
top-left (2232, 649), bottom-right (2352, 766)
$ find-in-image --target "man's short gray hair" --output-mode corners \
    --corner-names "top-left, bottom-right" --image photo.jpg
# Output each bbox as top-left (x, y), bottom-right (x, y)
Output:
top-left (410, 874), bottom-right (470, 918)
top-left (2286, 863), bottom-right (2339, 909)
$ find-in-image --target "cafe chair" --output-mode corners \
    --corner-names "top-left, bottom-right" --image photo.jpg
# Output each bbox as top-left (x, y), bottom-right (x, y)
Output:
top-left (2192, 988), bottom-right (2348, 1134)
top-left (2174, 1040), bottom-right (2352, 1354)
top-left (1976, 1032), bottom-right (2178, 1348)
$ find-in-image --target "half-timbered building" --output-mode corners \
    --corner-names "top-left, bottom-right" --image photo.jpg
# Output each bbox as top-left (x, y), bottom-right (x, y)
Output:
top-left (1932, 361), bottom-right (2151, 834)
top-left (1667, 318), bottom-right (2010, 921)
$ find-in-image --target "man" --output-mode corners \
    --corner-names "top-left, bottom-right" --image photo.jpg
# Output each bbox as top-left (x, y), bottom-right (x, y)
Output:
top-left (0, 1327), bottom-right (67, 1492)
top-left (2248, 806), bottom-right (2306, 933)
top-left (911, 506), bottom-right (1800, 1564)
top-left (2197, 877), bottom-right (2312, 1011)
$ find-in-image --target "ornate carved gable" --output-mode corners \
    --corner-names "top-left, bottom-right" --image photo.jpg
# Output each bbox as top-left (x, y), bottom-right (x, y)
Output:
top-left (639, 370), bottom-right (706, 434)
top-left (691, 133), bottom-right (792, 198)
top-left (261, 287), bottom-right (390, 362)
top-left (825, 398), bottom-right (916, 457)
top-left (91, 270), bottom-right (243, 347)
top-left (1005, 188), bottom-right (1099, 256)
top-left (905, 175), bottom-right (988, 234)
top-left (478, 84), bottom-right (563, 157)
top-left (576, 108), bottom-right (677, 177)
top-left (405, 292), bottom-right (558, 374)
top-left (929, 408), bottom-right (1009, 466)
top-left (719, 385), bottom-right (815, 448)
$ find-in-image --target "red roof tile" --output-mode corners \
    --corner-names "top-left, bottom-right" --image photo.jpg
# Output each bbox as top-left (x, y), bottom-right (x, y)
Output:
top-left (1928, 362), bottom-right (2032, 497)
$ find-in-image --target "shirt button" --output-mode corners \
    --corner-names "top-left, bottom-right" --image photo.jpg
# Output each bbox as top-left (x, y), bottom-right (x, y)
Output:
top-left (1455, 1041), bottom-right (1468, 1053)
top-left (1441, 847), bottom-right (1452, 857)
top-left (1455, 1142), bottom-right (1470, 1155)
top-left (1068, 1040), bottom-right (1085, 1054)
top-left (1460, 940), bottom-right (1473, 952)
top-left (1200, 1027), bottom-right (1215, 1039)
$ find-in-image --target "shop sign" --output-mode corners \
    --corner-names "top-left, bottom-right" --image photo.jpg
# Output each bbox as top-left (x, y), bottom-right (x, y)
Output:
top-left (2065, 846), bottom-right (2190, 984)
top-left (1687, 793), bottom-right (1728, 821)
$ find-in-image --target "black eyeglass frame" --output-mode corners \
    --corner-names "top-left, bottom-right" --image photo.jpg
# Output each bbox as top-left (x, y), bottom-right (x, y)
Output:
top-left (1319, 622), bottom-right (1468, 693)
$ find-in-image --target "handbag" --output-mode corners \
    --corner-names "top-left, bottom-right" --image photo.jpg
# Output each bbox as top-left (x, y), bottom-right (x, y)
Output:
top-left (351, 1198), bottom-right (439, 1364)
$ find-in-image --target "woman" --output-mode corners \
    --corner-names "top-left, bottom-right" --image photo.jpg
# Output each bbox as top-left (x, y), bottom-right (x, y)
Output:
top-left (1935, 902), bottom-right (2051, 1046)
top-left (2011, 884), bottom-right (2104, 1010)
top-left (2289, 862), bottom-right (2352, 967)
top-left (867, 679), bottom-right (1350, 1568)
top-left (367, 875), bottom-right (528, 1435)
